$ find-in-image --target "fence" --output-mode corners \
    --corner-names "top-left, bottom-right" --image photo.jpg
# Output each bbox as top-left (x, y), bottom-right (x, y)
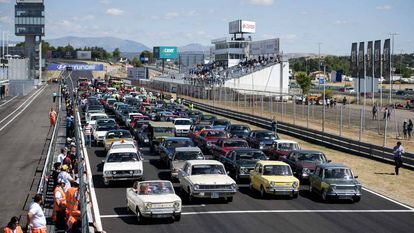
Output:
top-left (145, 81), bottom-right (414, 168)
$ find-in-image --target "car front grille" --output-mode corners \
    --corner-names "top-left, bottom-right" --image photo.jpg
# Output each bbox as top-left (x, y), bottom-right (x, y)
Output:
top-left (198, 184), bottom-right (232, 190)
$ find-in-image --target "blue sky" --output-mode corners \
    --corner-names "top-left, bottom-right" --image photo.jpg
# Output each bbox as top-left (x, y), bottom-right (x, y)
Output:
top-left (0, 0), bottom-right (413, 55)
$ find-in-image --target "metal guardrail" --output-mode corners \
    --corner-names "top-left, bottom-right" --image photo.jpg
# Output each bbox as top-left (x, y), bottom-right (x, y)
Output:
top-left (186, 99), bottom-right (414, 170)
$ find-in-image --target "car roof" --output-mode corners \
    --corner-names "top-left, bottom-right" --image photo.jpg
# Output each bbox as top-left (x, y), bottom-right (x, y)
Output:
top-left (112, 141), bottom-right (135, 146)
top-left (257, 160), bottom-right (289, 166)
top-left (231, 148), bottom-right (264, 153)
top-left (175, 147), bottom-right (201, 152)
top-left (252, 130), bottom-right (272, 133)
top-left (318, 163), bottom-right (347, 169)
top-left (275, 139), bottom-right (298, 144)
top-left (107, 129), bottom-right (130, 133)
top-left (174, 118), bottom-right (192, 121)
top-left (221, 138), bottom-right (246, 142)
top-left (294, 150), bottom-right (322, 154)
top-left (108, 147), bottom-right (137, 154)
top-left (186, 160), bottom-right (223, 166)
top-left (165, 137), bottom-right (191, 141)
top-left (90, 112), bottom-right (107, 116)
top-left (149, 121), bottom-right (174, 127)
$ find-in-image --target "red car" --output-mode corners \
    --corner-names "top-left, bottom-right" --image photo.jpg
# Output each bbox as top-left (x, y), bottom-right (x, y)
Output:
top-left (193, 129), bottom-right (229, 153)
top-left (210, 138), bottom-right (250, 160)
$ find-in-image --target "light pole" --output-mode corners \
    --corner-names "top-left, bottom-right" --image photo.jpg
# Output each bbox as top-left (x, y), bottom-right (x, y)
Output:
top-left (318, 42), bottom-right (326, 132)
top-left (389, 32), bottom-right (398, 104)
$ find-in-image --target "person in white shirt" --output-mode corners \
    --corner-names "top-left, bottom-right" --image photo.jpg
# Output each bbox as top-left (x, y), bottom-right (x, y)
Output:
top-left (27, 194), bottom-right (47, 232)
top-left (56, 148), bottom-right (67, 165)
top-left (58, 165), bottom-right (74, 192)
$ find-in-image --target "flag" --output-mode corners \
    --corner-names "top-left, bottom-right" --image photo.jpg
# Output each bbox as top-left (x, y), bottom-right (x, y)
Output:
top-left (383, 39), bottom-right (391, 81)
top-left (358, 42), bottom-right (365, 79)
top-left (374, 40), bottom-right (381, 79)
top-left (350, 43), bottom-right (358, 77)
top-left (366, 41), bottom-right (373, 76)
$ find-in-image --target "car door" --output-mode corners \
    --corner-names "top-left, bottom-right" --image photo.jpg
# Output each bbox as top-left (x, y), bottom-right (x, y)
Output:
top-left (285, 152), bottom-right (297, 172)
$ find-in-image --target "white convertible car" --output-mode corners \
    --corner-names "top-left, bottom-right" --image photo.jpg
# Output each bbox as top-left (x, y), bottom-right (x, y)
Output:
top-left (126, 180), bottom-right (182, 223)
top-left (178, 160), bottom-right (237, 202)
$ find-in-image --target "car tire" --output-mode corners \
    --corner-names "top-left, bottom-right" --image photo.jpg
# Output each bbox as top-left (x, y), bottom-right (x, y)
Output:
top-left (321, 189), bottom-right (328, 202)
top-left (353, 196), bottom-right (361, 203)
top-left (260, 185), bottom-right (267, 199)
top-left (235, 172), bottom-right (240, 182)
top-left (174, 213), bottom-right (181, 222)
top-left (292, 192), bottom-right (299, 199)
top-left (227, 196), bottom-right (233, 203)
top-left (136, 207), bottom-right (145, 224)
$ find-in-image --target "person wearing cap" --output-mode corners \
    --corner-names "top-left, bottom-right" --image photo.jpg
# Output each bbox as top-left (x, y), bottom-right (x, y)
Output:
top-left (3, 216), bottom-right (23, 233)
top-left (53, 179), bottom-right (67, 230)
top-left (58, 165), bottom-right (74, 192)
top-left (27, 194), bottom-right (47, 233)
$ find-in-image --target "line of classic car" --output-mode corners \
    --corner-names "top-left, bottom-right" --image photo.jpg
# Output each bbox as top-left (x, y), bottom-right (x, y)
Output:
top-left (79, 79), bottom-right (363, 224)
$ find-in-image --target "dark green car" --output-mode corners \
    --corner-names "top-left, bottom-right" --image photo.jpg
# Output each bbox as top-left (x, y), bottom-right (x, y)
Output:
top-left (309, 163), bottom-right (362, 202)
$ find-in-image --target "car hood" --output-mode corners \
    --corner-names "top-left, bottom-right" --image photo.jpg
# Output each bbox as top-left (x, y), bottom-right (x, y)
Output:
top-left (188, 174), bottom-right (235, 185)
top-left (95, 131), bottom-right (108, 137)
top-left (175, 125), bottom-right (191, 130)
top-left (231, 131), bottom-right (250, 136)
top-left (222, 147), bottom-right (242, 153)
top-left (104, 161), bottom-right (143, 171)
top-left (260, 139), bottom-right (276, 145)
top-left (296, 161), bottom-right (323, 170)
top-left (261, 175), bottom-right (299, 183)
top-left (129, 193), bottom-right (181, 203)
top-left (171, 161), bottom-right (186, 170)
top-left (237, 159), bottom-right (258, 168)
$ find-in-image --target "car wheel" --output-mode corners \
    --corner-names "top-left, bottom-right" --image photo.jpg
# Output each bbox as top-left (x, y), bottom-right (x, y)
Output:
top-left (260, 185), bottom-right (266, 199)
top-left (174, 213), bottom-right (181, 222)
top-left (235, 172), bottom-right (240, 182)
top-left (227, 196), bottom-right (233, 203)
top-left (353, 196), bottom-right (361, 203)
top-left (103, 179), bottom-right (110, 187)
top-left (292, 192), bottom-right (299, 199)
top-left (321, 189), bottom-right (328, 202)
top-left (136, 207), bottom-right (145, 224)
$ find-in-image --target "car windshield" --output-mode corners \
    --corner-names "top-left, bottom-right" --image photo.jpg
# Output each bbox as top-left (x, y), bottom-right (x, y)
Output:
top-left (263, 165), bottom-right (292, 176)
top-left (230, 125), bottom-right (250, 131)
top-left (175, 120), bottom-right (191, 125)
top-left (174, 151), bottom-right (204, 160)
top-left (214, 120), bottom-right (229, 126)
top-left (166, 140), bottom-right (194, 148)
top-left (107, 99), bottom-right (116, 105)
top-left (91, 115), bottom-right (107, 121)
top-left (107, 152), bottom-right (139, 162)
top-left (278, 143), bottom-right (299, 151)
top-left (202, 115), bottom-right (215, 120)
top-left (191, 164), bottom-right (225, 175)
top-left (237, 152), bottom-right (266, 160)
top-left (154, 127), bottom-right (175, 133)
top-left (256, 132), bottom-right (278, 140)
top-left (298, 153), bottom-right (326, 162)
top-left (97, 125), bottom-right (115, 131)
top-left (111, 144), bottom-right (135, 150)
top-left (204, 131), bottom-right (226, 137)
top-left (223, 141), bottom-right (248, 147)
top-left (106, 131), bottom-right (132, 139)
top-left (137, 181), bottom-right (174, 195)
top-left (324, 168), bottom-right (353, 179)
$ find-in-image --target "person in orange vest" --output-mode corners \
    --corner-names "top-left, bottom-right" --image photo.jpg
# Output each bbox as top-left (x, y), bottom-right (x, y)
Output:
top-left (66, 210), bottom-right (81, 233)
top-left (65, 180), bottom-right (79, 218)
top-left (49, 108), bottom-right (57, 127)
top-left (53, 179), bottom-right (67, 230)
top-left (3, 216), bottom-right (23, 233)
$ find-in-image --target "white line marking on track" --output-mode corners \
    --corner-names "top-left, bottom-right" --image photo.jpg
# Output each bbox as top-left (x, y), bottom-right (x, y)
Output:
top-left (100, 209), bottom-right (414, 218)
top-left (0, 85), bottom-right (47, 132)
top-left (182, 204), bottom-right (206, 208)
top-left (0, 96), bottom-right (18, 108)
top-left (362, 187), bottom-right (414, 210)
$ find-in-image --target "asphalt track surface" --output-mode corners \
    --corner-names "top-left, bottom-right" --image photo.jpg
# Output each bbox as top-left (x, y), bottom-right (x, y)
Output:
top-left (0, 83), bottom-right (58, 226)
top-left (68, 71), bottom-right (414, 233)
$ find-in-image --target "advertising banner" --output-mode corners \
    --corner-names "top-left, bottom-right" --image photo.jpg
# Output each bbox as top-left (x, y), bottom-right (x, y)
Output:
top-left (153, 46), bottom-right (178, 59)
top-left (358, 42), bottom-right (365, 79)
top-left (47, 63), bottom-right (104, 71)
top-left (228, 20), bottom-right (256, 34)
top-left (229, 20), bottom-right (241, 34)
top-left (383, 39), bottom-right (391, 81)
top-left (350, 43), bottom-right (358, 77)
top-left (374, 40), bottom-right (381, 79)
top-left (366, 41), bottom-right (373, 77)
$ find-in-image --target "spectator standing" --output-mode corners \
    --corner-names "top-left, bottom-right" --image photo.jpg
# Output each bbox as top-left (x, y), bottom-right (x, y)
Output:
top-left (403, 120), bottom-right (408, 139)
top-left (53, 179), bottom-right (67, 230)
top-left (393, 141), bottom-right (404, 175)
top-left (52, 91), bottom-right (57, 103)
top-left (3, 216), bottom-right (23, 233)
top-left (27, 194), bottom-right (47, 233)
top-left (56, 148), bottom-right (67, 165)
top-left (408, 119), bottom-right (413, 139)
top-left (83, 123), bottom-right (92, 148)
top-left (66, 115), bottom-right (73, 138)
top-left (58, 165), bottom-right (74, 192)
top-left (271, 118), bottom-right (277, 134)
top-left (342, 97), bottom-right (347, 105)
top-left (49, 108), bottom-right (57, 127)
top-left (383, 107), bottom-right (389, 120)
top-left (372, 104), bottom-right (378, 120)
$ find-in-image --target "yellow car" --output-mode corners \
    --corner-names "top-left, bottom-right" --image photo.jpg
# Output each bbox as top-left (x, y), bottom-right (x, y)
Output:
top-left (249, 161), bottom-right (299, 198)
top-left (104, 129), bottom-right (135, 152)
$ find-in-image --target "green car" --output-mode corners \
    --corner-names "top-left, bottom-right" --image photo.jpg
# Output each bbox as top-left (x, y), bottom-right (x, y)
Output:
top-left (309, 163), bottom-right (362, 203)
top-left (147, 121), bottom-right (175, 152)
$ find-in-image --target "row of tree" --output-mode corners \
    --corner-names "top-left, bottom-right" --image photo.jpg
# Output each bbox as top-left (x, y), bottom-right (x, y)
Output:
top-left (289, 54), bottom-right (414, 78)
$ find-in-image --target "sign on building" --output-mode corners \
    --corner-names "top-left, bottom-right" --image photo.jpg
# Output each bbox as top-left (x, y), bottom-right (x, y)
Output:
top-left (229, 20), bottom-right (256, 34)
top-left (250, 38), bottom-right (279, 56)
top-left (127, 67), bottom-right (148, 80)
top-left (47, 63), bottom-right (104, 71)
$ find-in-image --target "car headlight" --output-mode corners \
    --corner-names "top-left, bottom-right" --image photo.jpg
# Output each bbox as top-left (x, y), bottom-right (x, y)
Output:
top-left (134, 170), bottom-right (142, 174)
top-left (231, 183), bottom-right (237, 190)
top-left (145, 202), bottom-right (152, 210)
top-left (206, 142), bottom-right (213, 146)
top-left (302, 168), bottom-right (310, 175)
top-left (270, 181), bottom-right (276, 187)
top-left (173, 201), bottom-right (180, 210)
top-left (194, 184), bottom-right (200, 190)
top-left (144, 139), bottom-right (149, 142)
top-left (259, 145), bottom-right (264, 149)
top-left (104, 171), bottom-right (111, 176)
top-left (112, 171), bottom-right (116, 175)
top-left (292, 181), bottom-right (299, 189)
top-left (239, 167), bottom-right (248, 174)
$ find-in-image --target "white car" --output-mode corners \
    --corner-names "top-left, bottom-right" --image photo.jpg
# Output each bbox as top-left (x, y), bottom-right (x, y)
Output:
top-left (93, 120), bottom-right (117, 146)
top-left (86, 112), bottom-right (108, 127)
top-left (173, 118), bottom-right (193, 136)
top-left (273, 140), bottom-right (300, 152)
top-left (178, 160), bottom-right (237, 202)
top-left (103, 147), bottom-right (143, 186)
top-left (110, 140), bottom-right (138, 152)
top-left (126, 180), bottom-right (182, 223)
top-left (171, 147), bottom-right (204, 179)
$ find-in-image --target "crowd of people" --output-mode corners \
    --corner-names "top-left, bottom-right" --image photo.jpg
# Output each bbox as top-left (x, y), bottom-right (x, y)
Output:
top-left (183, 56), bottom-right (280, 86)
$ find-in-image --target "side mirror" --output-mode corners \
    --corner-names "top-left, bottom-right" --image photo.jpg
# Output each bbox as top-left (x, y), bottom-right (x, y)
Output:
top-left (327, 160), bottom-right (332, 163)
top-left (101, 159), bottom-right (105, 163)
top-left (354, 176), bottom-right (359, 179)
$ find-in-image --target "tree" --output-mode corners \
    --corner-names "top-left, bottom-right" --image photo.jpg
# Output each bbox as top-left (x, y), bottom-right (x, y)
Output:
top-left (295, 72), bottom-right (312, 96)
top-left (131, 57), bottom-right (142, 67)
top-left (112, 48), bottom-right (121, 60)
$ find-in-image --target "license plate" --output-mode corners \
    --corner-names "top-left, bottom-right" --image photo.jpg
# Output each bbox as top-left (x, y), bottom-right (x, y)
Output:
top-left (211, 192), bottom-right (219, 198)
top-left (338, 196), bottom-right (351, 200)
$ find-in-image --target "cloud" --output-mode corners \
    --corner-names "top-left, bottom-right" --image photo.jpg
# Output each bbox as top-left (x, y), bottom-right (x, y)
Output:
top-left (164, 12), bottom-right (180, 20)
top-left (72, 14), bottom-right (95, 21)
top-left (334, 20), bottom-right (348, 25)
top-left (100, 0), bottom-right (110, 4)
top-left (248, 0), bottom-right (274, 6)
top-left (106, 8), bottom-right (124, 16)
top-left (376, 5), bottom-right (391, 10)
